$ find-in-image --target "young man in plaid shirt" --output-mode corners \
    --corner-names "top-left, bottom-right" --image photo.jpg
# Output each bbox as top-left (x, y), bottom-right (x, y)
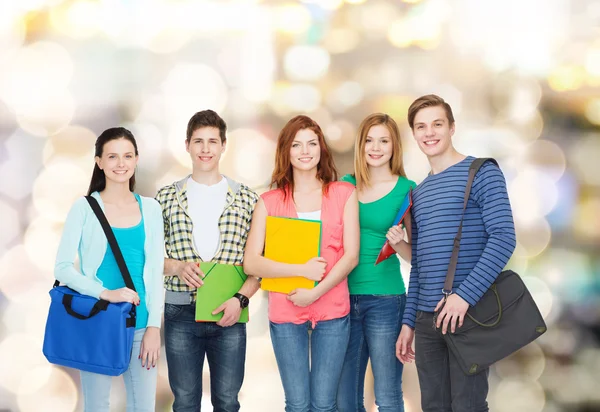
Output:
top-left (156, 110), bottom-right (260, 411)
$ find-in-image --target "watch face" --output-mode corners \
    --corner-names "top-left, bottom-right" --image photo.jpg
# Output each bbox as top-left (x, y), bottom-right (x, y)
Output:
top-left (236, 294), bottom-right (249, 308)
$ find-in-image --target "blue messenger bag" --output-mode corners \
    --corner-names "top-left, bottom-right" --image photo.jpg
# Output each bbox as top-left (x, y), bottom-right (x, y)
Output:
top-left (43, 196), bottom-right (137, 376)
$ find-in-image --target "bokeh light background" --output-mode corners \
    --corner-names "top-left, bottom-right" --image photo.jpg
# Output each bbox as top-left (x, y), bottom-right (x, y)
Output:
top-left (0, 0), bottom-right (599, 411)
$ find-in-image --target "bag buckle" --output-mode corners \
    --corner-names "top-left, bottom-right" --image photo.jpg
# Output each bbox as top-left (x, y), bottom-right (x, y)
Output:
top-left (442, 289), bottom-right (453, 297)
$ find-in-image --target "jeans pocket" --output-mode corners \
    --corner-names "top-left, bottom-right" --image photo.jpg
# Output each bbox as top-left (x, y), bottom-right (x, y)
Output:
top-left (164, 303), bottom-right (184, 321)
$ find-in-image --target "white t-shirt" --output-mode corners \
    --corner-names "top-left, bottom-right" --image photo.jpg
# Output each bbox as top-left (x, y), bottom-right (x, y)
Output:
top-left (187, 176), bottom-right (229, 261)
top-left (297, 210), bottom-right (321, 221)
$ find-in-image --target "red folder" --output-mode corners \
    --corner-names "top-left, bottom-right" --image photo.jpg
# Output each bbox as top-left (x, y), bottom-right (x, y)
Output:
top-left (375, 189), bottom-right (412, 265)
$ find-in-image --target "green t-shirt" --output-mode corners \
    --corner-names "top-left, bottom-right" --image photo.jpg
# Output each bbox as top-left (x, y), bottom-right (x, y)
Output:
top-left (341, 174), bottom-right (416, 295)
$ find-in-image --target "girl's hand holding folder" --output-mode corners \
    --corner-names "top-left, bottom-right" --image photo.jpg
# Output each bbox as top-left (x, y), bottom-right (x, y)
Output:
top-left (298, 257), bottom-right (327, 281)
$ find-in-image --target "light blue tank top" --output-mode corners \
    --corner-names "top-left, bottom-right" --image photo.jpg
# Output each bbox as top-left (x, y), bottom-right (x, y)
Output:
top-left (96, 194), bottom-right (148, 329)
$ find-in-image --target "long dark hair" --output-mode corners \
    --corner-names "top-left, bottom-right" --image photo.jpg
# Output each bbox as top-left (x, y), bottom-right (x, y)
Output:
top-left (87, 127), bottom-right (138, 195)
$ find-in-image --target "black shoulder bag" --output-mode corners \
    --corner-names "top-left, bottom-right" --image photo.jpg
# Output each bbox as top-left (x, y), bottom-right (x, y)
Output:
top-left (434, 158), bottom-right (547, 375)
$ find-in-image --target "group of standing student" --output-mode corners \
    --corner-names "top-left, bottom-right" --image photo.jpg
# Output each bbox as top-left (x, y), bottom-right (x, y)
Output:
top-left (54, 93), bottom-right (516, 412)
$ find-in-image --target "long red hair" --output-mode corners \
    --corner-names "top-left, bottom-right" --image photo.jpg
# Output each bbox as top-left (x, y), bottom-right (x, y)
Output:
top-left (270, 115), bottom-right (338, 198)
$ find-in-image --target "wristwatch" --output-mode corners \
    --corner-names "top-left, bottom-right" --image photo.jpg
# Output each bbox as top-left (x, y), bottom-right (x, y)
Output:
top-left (233, 293), bottom-right (249, 309)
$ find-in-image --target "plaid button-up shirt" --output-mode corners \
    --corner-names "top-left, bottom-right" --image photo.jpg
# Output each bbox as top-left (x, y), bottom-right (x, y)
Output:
top-left (156, 175), bottom-right (259, 302)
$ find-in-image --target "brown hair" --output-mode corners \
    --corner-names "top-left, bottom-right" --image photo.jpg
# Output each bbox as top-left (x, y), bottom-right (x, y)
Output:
top-left (354, 113), bottom-right (406, 189)
top-left (186, 110), bottom-right (227, 143)
top-left (270, 115), bottom-right (338, 197)
top-left (407, 94), bottom-right (455, 129)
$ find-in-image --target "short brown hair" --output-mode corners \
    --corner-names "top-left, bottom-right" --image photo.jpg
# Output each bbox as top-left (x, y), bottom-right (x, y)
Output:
top-left (271, 115), bottom-right (338, 198)
top-left (407, 94), bottom-right (455, 129)
top-left (354, 113), bottom-right (406, 189)
top-left (186, 110), bottom-right (227, 143)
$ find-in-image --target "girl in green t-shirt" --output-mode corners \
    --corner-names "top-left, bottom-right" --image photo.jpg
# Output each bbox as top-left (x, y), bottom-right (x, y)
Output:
top-left (338, 113), bottom-right (416, 411)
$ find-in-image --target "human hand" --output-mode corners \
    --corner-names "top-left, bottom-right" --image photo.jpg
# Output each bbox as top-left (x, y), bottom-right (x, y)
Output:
top-left (386, 225), bottom-right (406, 246)
top-left (139, 327), bottom-right (161, 369)
top-left (435, 294), bottom-right (469, 334)
top-left (299, 257), bottom-right (327, 281)
top-left (100, 287), bottom-right (140, 305)
top-left (175, 261), bottom-right (205, 288)
top-left (212, 297), bottom-right (242, 327)
top-left (395, 324), bottom-right (415, 364)
top-left (287, 288), bottom-right (318, 307)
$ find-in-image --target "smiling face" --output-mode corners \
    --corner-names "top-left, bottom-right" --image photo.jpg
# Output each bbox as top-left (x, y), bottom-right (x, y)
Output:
top-left (186, 126), bottom-right (226, 173)
top-left (289, 128), bottom-right (321, 172)
top-left (412, 105), bottom-right (455, 158)
top-left (364, 124), bottom-right (393, 169)
top-left (95, 138), bottom-right (138, 185)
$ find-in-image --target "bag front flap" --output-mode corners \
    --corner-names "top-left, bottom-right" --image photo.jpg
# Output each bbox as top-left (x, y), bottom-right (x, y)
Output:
top-left (457, 270), bottom-right (525, 333)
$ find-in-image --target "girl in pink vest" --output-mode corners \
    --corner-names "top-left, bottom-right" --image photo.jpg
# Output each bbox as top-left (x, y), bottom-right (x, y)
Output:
top-left (244, 115), bottom-right (360, 412)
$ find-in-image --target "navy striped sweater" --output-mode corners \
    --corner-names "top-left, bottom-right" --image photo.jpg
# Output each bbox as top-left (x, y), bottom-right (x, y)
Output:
top-left (402, 157), bottom-right (516, 328)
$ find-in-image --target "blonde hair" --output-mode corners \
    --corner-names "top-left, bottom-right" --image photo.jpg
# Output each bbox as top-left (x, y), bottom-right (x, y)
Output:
top-left (353, 113), bottom-right (406, 189)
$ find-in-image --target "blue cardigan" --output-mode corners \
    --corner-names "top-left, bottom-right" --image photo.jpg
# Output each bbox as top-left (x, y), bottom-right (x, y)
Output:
top-left (54, 191), bottom-right (165, 328)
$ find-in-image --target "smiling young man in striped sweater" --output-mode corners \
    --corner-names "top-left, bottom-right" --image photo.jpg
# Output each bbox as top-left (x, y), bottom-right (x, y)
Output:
top-left (396, 95), bottom-right (516, 412)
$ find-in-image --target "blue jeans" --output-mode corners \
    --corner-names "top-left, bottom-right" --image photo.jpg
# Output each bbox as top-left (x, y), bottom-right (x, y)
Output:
top-left (164, 303), bottom-right (246, 412)
top-left (80, 328), bottom-right (157, 412)
top-left (415, 311), bottom-right (489, 412)
top-left (270, 315), bottom-right (350, 412)
top-left (337, 294), bottom-right (406, 412)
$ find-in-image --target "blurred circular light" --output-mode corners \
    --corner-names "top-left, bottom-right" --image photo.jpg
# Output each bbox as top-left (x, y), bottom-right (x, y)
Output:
top-left (521, 140), bottom-right (566, 182)
top-left (166, 127), bottom-right (192, 168)
top-left (24, 217), bottom-right (63, 272)
top-left (273, 4), bottom-right (312, 34)
top-left (345, 0), bottom-right (367, 4)
top-left (124, 122), bottom-right (165, 166)
top-left (491, 379), bottom-right (545, 412)
top-left (585, 47), bottom-right (600, 76)
top-left (50, 0), bottom-right (100, 39)
top-left (43, 125), bottom-right (97, 166)
top-left (522, 276), bottom-right (554, 320)
top-left (569, 134), bottom-right (600, 186)
top-left (1, 41), bottom-right (73, 116)
top-left (222, 128), bottom-right (276, 188)
top-left (0, 246), bottom-right (51, 303)
top-left (32, 161), bottom-right (90, 222)
top-left (547, 65), bottom-right (586, 92)
top-left (513, 218), bottom-right (552, 259)
top-left (357, 2), bottom-right (398, 36)
top-left (17, 91), bottom-right (76, 137)
top-left (584, 98), bottom-right (600, 125)
top-left (0, 333), bottom-right (49, 393)
top-left (508, 168), bottom-right (558, 222)
top-left (284, 46), bottom-right (331, 82)
top-left (0, 13), bottom-right (26, 59)
top-left (329, 82), bottom-right (364, 111)
top-left (495, 341), bottom-right (546, 381)
top-left (17, 367), bottom-right (78, 412)
top-left (492, 75), bottom-right (542, 124)
top-left (325, 120), bottom-right (356, 154)
top-left (0, 132), bottom-right (45, 200)
top-left (302, 0), bottom-right (343, 9)
top-left (573, 197), bottom-right (600, 240)
top-left (0, 200), bottom-right (19, 254)
top-left (323, 28), bottom-right (360, 54)
top-left (270, 82), bottom-right (321, 116)
top-left (143, 28), bottom-right (192, 54)
top-left (163, 63), bottom-right (228, 124)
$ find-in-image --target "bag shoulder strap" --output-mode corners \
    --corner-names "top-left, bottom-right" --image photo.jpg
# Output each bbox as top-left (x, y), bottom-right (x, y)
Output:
top-left (443, 158), bottom-right (499, 294)
top-left (84, 196), bottom-right (136, 292)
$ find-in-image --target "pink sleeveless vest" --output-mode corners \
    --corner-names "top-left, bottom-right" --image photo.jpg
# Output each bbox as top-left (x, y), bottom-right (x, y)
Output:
top-left (261, 181), bottom-right (355, 326)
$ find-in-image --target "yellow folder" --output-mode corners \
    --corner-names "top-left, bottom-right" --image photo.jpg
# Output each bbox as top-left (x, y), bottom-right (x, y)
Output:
top-left (195, 263), bottom-right (249, 323)
top-left (260, 216), bottom-right (322, 294)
